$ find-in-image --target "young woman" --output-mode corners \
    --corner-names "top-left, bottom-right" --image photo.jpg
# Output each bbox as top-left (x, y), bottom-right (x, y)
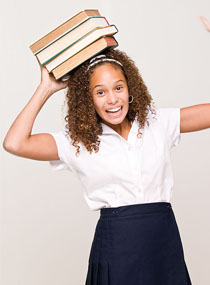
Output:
top-left (3, 16), bottom-right (210, 285)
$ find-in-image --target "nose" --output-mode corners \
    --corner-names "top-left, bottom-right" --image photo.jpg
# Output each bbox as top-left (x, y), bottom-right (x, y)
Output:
top-left (107, 91), bottom-right (118, 104)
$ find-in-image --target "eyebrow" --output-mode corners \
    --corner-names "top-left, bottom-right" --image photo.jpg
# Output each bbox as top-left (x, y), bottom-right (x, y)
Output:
top-left (92, 79), bottom-right (125, 91)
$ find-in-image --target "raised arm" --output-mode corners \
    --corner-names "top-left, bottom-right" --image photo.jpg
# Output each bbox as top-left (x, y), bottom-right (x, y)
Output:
top-left (180, 104), bottom-right (210, 133)
top-left (180, 17), bottom-right (210, 133)
top-left (3, 64), bottom-right (69, 161)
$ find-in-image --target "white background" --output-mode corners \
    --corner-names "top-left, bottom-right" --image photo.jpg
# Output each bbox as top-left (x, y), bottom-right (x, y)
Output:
top-left (1, 0), bottom-right (210, 284)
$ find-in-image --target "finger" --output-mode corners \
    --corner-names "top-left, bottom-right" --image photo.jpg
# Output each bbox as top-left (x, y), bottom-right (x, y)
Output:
top-left (200, 16), bottom-right (208, 26)
top-left (200, 16), bottom-right (210, 31)
top-left (60, 74), bottom-right (70, 81)
top-left (62, 79), bottom-right (70, 87)
top-left (60, 79), bottom-right (70, 89)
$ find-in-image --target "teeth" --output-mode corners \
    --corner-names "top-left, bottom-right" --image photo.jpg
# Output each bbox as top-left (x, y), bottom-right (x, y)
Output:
top-left (107, 107), bottom-right (121, 112)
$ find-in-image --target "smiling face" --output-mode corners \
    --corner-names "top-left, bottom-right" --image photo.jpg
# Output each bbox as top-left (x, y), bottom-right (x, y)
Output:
top-left (89, 63), bottom-right (130, 129)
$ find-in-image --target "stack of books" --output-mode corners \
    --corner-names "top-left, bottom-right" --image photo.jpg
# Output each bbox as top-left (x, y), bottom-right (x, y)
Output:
top-left (29, 9), bottom-right (119, 80)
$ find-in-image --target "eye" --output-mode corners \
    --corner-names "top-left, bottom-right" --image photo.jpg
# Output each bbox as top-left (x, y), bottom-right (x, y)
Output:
top-left (116, 86), bottom-right (123, 91)
top-left (96, 90), bottom-right (104, 96)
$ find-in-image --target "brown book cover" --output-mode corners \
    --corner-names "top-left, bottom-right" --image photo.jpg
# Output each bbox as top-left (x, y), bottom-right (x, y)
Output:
top-left (29, 9), bottom-right (101, 54)
top-left (51, 36), bottom-right (118, 80)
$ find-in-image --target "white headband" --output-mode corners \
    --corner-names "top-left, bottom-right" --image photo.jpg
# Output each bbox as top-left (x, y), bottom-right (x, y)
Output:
top-left (86, 54), bottom-right (123, 72)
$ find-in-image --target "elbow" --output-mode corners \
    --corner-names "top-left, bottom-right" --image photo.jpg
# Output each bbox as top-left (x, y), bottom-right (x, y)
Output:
top-left (2, 139), bottom-right (10, 151)
top-left (2, 139), bottom-right (19, 154)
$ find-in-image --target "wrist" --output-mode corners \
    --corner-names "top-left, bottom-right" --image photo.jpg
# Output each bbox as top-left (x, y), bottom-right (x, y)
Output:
top-left (37, 83), bottom-right (54, 98)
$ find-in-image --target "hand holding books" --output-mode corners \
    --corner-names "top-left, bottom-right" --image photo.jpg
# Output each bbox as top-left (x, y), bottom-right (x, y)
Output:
top-left (37, 57), bottom-right (70, 96)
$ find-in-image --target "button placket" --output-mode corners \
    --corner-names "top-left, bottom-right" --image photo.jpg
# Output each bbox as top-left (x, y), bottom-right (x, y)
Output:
top-left (125, 123), bottom-right (143, 188)
top-left (134, 146), bottom-right (143, 190)
top-left (125, 144), bottom-right (138, 184)
top-left (126, 140), bottom-right (143, 191)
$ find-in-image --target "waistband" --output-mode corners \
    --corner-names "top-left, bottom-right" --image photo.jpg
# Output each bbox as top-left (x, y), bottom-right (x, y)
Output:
top-left (100, 202), bottom-right (172, 218)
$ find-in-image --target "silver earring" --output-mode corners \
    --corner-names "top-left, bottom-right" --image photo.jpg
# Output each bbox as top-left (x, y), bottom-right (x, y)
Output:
top-left (129, 95), bottom-right (133, 104)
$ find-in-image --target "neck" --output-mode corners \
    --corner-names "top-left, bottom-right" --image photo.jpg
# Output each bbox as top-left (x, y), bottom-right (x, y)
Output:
top-left (101, 117), bottom-right (131, 136)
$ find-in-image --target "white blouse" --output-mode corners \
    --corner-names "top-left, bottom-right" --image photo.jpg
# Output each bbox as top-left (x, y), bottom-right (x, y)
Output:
top-left (48, 108), bottom-right (181, 211)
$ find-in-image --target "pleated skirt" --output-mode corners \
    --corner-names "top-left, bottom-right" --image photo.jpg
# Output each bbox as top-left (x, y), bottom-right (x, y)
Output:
top-left (85, 202), bottom-right (192, 285)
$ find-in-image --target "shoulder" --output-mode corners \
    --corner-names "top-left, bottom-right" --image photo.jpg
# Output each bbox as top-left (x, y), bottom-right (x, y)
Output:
top-left (155, 107), bottom-right (181, 148)
top-left (155, 107), bottom-right (180, 126)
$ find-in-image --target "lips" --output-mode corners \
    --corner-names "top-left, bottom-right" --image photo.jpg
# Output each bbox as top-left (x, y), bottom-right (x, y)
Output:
top-left (105, 106), bottom-right (123, 118)
top-left (106, 106), bottom-right (122, 112)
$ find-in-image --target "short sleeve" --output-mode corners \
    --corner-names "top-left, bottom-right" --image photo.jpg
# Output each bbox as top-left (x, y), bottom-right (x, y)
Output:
top-left (157, 108), bottom-right (181, 148)
top-left (48, 130), bottom-right (73, 172)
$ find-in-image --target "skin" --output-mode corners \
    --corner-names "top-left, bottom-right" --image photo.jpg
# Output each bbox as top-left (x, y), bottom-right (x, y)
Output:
top-left (37, 57), bottom-right (69, 96)
top-left (89, 63), bottom-right (132, 140)
top-left (200, 16), bottom-right (210, 32)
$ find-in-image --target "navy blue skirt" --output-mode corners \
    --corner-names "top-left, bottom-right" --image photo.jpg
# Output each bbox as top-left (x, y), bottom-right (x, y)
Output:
top-left (85, 202), bottom-right (192, 285)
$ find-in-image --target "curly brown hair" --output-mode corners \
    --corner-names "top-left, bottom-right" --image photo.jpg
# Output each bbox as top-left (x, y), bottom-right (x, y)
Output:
top-left (64, 48), bottom-right (156, 156)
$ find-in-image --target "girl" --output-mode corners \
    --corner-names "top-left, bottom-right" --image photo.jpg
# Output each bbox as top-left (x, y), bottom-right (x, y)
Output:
top-left (3, 16), bottom-right (210, 285)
